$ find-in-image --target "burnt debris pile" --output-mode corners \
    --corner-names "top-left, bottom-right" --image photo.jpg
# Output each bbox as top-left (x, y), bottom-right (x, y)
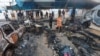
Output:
top-left (13, 33), bottom-right (38, 56)
top-left (68, 30), bottom-right (100, 56)
top-left (46, 30), bottom-right (76, 56)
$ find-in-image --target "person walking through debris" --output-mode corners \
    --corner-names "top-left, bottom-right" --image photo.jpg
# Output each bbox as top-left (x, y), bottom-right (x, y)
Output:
top-left (4, 12), bottom-right (9, 21)
top-left (62, 10), bottom-right (65, 15)
top-left (70, 8), bottom-right (76, 23)
top-left (52, 11), bottom-right (54, 19)
top-left (40, 10), bottom-right (43, 19)
top-left (36, 10), bottom-right (40, 19)
top-left (45, 11), bottom-right (49, 18)
top-left (56, 15), bottom-right (62, 32)
top-left (58, 10), bottom-right (61, 17)
top-left (11, 11), bottom-right (16, 20)
top-left (62, 10), bottom-right (65, 18)
top-left (29, 11), bottom-right (34, 21)
top-left (17, 11), bottom-right (24, 24)
top-left (49, 13), bottom-right (53, 29)
top-left (62, 10), bottom-right (66, 25)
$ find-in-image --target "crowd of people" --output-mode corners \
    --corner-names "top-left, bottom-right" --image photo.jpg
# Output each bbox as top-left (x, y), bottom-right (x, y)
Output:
top-left (49, 10), bottom-right (65, 32)
top-left (4, 9), bottom-right (76, 32)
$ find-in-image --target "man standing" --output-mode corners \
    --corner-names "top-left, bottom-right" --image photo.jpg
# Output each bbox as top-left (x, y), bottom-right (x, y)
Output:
top-left (17, 11), bottom-right (24, 24)
top-left (62, 10), bottom-right (65, 17)
top-left (49, 13), bottom-right (53, 29)
top-left (56, 15), bottom-right (62, 32)
top-left (52, 11), bottom-right (54, 19)
top-left (4, 12), bottom-right (9, 21)
top-left (70, 8), bottom-right (76, 23)
top-left (11, 11), bottom-right (16, 20)
top-left (45, 11), bottom-right (49, 19)
top-left (40, 10), bottom-right (43, 19)
top-left (58, 10), bottom-right (61, 17)
top-left (29, 11), bottom-right (34, 20)
top-left (36, 10), bottom-right (40, 19)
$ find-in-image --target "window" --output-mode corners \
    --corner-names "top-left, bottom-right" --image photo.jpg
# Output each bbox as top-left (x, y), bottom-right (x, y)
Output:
top-left (97, 10), bottom-right (100, 17)
top-left (2, 24), bottom-right (14, 35)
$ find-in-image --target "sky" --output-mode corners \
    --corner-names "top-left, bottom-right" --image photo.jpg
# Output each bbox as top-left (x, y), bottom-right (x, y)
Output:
top-left (0, 0), bottom-right (13, 2)
top-left (0, 0), bottom-right (16, 6)
top-left (0, 0), bottom-right (16, 10)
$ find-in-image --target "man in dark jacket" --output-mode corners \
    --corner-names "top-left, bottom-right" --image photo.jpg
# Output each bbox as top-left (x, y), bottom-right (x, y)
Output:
top-left (17, 11), bottom-right (24, 24)
top-left (49, 13), bottom-right (53, 29)
top-left (58, 10), bottom-right (61, 16)
top-left (4, 12), bottom-right (9, 21)
top-left (70, 8), bottom-right (76, 23)
top-left (40, 10), bottom-right (43, 19)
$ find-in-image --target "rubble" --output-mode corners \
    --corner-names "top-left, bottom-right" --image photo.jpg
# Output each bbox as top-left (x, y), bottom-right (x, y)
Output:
top-left (68, 30), bottom-right (100, 56)
top-left (13, 33), bottom-right (38, 56)
top-left (45, 29), bottom-right (76, 56)
top-left (10, 19), bottom-right (100, 56)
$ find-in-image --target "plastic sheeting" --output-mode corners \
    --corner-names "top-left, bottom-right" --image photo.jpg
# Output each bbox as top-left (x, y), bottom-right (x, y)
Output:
top-left (8, 0), bottom-right (100, 10)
